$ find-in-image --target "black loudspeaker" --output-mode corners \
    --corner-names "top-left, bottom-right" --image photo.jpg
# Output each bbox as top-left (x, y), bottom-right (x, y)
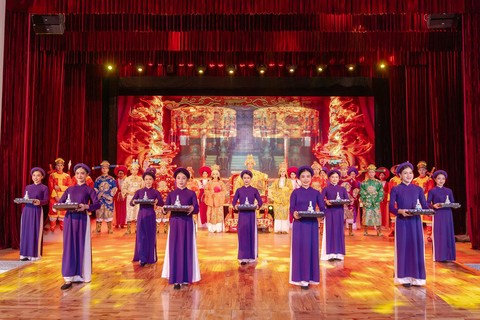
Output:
top-left (31, 14), bottom-right (65, 34)
top-left (427, 14), bottom-right (458, 29)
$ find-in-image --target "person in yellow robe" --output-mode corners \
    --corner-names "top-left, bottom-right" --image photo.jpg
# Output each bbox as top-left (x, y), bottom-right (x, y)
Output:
top-left (269, 163), bottom-right (293, 234)
top-left (121, 161), bottom-right (144, 234)
top-left (233, 154), bottom-right (268, 195)
top-left (205, 165), bottom-right (227, 233)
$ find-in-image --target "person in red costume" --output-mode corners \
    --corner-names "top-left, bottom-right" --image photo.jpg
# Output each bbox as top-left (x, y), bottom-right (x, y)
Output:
top-left (387, 165), bottom-right (402, 237)
top-left (198, 166), bottom-right (212, 229)
top-left (376, 167), bottom-right (390, 229)
top-left (48, 158), bottom-right (72, 232)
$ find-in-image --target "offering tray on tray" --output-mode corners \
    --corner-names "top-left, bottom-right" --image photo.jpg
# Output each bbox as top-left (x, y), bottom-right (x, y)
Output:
top-left (14, 198), bottom-right (35, 204)
top-left (134, 199), bottom-right (155, 205)
top-left (438, 203), bottom-right (461, 209)
top-left (329, 199), bottom-right (351, 205)
top-left (405, 209), bottom-right (435, 216)
top-left (237, 204), bottom-right (258, 211)
top-left (53, 203), bottom-right (80, 211)
top-left (298, 211), bottom-right (325, 218)
top-left (164, 205), bottom-right (191, 212)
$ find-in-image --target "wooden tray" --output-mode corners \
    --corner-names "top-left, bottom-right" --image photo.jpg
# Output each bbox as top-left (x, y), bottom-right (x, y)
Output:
top-left (164, 205), bottom-right (191, 212)
top-left (329, 199), bottom-right (351, 205)
top-left (438, 203), bottom-right (461, 209)
top-left (237, 204), bottom-right (258, 211)
top-left (134, 199), bottom-right (155, 205)
top-left (53, 203), bottom-right (80, 211)
top-left (405, 209), bottom-right (435, 216)
top-left (298, 211), bottom-right (325, 218)
top-left (14, 198), bottom-right (35, 204)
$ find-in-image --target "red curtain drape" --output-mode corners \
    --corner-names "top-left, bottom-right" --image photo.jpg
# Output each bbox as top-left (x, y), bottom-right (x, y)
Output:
top-left (463, 7), bottom-right (480, 248)
top-left (1, 1), bottom-right (475, 248)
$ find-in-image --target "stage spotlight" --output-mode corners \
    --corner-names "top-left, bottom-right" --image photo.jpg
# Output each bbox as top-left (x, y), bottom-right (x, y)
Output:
top-left (196, 65), bottom-right (206, 75)
top-left (107, 65), bottom-right (113, 71)
top-left (316, 64), bottom-right (326, 73)
top-left (379, 63), bottom-right (386, 69)
top-left (257, 64), bottom-right (267, 75)
top-left (136, 64), bottom-right (144, 73)
top-left (347, 65), bottom-right (355, 71)
top-left (226, 64), bottom-right (236, 75)
top-left (287, 65), bottom-right (297, 74)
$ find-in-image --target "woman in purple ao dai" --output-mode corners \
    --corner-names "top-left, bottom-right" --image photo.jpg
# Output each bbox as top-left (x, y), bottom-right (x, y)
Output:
top-left (232, 170), bottom-right (263, 265)
top-left (427, 170), bottom-right (457, 262)
top-left (289, 166), bottom-right (324, 290)
top-left (19, 167), bottom-right (49, 261)
top-left (130, 168), bottom-right (164, 267)
top-left (161, 168), bottom-right (200, 290)
top-left (389, 162), bottom-right (429, 287)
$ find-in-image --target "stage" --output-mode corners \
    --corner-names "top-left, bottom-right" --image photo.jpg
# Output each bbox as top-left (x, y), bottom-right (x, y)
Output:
top-left (0, 225), bottom-right (480, 319)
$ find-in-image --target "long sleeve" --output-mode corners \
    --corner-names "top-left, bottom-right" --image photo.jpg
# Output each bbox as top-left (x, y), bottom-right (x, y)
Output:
top-left (289, 191), bottom-right (297, 219)
top-left (449, 189), bottom-right (455, 203)
top-left (342, 188), bottom-right (349, 201)
top-left (58, 188), bottom-right (69, 203)
top-left (255, 189), bottom-right (263, 208)
top-left (40, 186), bottom-right (49, 206)
top-left (87, 188), bottom-right (101, 212)
top-left (418, 188), bottom-right (429, 209)
top-left (191, 191), bottom-right (199, 214)
top-left (62, 175), bottom-right (72, 191)
top-left (130, 189), bottom-right (140, 206)
top-left (427, 189), bottom-right (434, 209)
top-left (317, 190), bottom-right (325, 211)
top-left (389, 187), bottom-right (398, 216)
top-left (121, 178), bottom-right (130, 197)
top-left (232, 189), bottom-right (240, 206)
top-left (376, 182), bottom-right (385, 203)
top-left (359, 182), bottom-right (367, 202)
top-left (155, 190), bottom-right (164, 207)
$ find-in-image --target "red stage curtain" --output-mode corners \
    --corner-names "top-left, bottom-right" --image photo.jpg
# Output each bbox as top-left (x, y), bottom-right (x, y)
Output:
top-left (463, 8), bottom-right (480, 249)
top-left (8, 0), bottom-right (465, 14)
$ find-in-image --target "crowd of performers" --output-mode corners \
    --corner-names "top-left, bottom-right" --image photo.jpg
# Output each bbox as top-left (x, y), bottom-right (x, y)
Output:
top-left (17, 156), bottom-right (458, 290)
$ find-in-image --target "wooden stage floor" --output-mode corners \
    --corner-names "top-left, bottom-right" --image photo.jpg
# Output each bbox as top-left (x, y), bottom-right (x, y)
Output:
top-left (1, 224), bottom-right (480, 319)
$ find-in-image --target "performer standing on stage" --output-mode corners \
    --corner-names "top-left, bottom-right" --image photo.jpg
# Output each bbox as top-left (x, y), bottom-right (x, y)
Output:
top-left (19, 167), bottom-right (49, 261)
top-left (130, 168), bottom-right (164, 267)
top-left (233, 154), bottom-right (268, 194)
top-left (232, 170), bottom-right (263, 265)
top-left (412, 161), bottom-right (435, 242)
top-left (311, 161), bottom-right (328, 192)
top-left (389, 162), bottom-right (428, 287)
top-left (205, 164), bottom-right (227, 233)
top-left (289, 166), bottom-right (323, 289)
top-left (339, 162), bottom-right (358, 236)
top-left (155, 160), bottom-right (176, 233)
top-left (198, 166), bottom-right (211, 229)
top-left (387, 165), bottom-right (402, 237)
top-left (427, 170), bottom-right (457, 262)
top-left (114, 166), bottom-right (128, 228)
top-left (270, 162), bottom-right (293, 234)
top-left (161, 168), bottom-right (200, 290)
top-left (321, 169), bottom-right (349, 261)
top-left (94, 161), bottom-right (117, 234)
top-left (186, 167), bottom-right (202, 230)
top-left (56, 163), bottom-right (100, 290)
top-left (359, 165), bottom-right (385, 236)
top-left (348, 167), bottom-right (361, 228)
top-left (288, 167), bottom-right (301, 190)
top-left (376, 167), bottom-right (390, 229)
top-left (48, 158), bottom-right (72, 232)
top-left (121, 161), bottom-right (144, 235)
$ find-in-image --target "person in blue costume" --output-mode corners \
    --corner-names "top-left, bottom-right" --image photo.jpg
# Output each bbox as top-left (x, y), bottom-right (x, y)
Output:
top-left (389, 162), bottom-right (429, 287)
